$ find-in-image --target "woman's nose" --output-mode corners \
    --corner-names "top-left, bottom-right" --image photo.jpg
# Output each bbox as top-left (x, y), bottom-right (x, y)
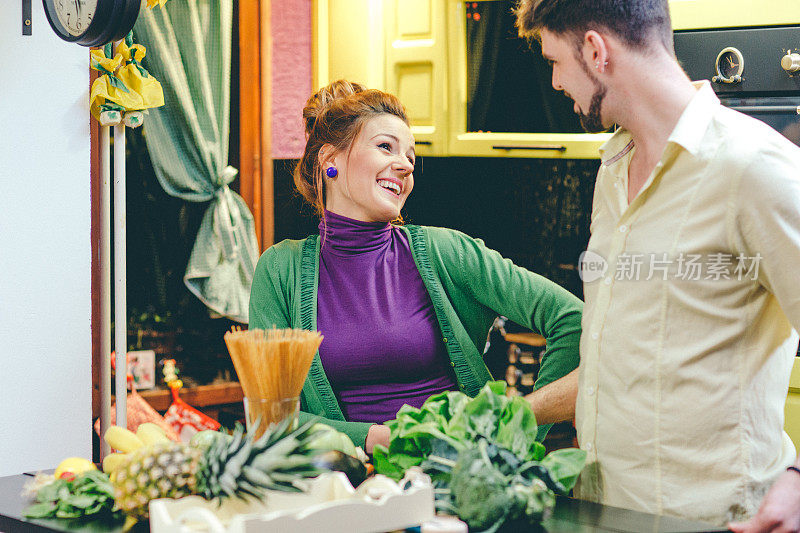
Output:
top-left (394, 158), bottom-right (414, 174)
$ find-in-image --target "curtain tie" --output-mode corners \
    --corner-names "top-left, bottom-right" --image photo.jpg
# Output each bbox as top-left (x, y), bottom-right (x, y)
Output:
top-left (217, 165), bottom-right (238, 186)
top-left (214, 168), bottom-right (241, 261)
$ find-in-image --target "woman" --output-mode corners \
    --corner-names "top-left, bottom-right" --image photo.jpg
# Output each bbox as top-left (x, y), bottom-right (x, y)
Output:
top-left (249, 80), bottom-right (582, 452)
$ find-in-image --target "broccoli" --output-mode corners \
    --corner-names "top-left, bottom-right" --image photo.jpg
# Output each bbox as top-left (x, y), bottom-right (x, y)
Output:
top-left (450, 446), bottom-right (519, 531)
top-left (447, 440), bottom-right (556, 533)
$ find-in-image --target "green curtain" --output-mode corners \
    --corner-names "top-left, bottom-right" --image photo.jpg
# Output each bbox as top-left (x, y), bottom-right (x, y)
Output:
top-left (133, 0), bottom-right (257, 323)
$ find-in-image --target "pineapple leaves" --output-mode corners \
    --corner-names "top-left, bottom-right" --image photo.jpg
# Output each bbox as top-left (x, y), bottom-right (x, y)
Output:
top-left (197, 417), bottom-right (325, 502)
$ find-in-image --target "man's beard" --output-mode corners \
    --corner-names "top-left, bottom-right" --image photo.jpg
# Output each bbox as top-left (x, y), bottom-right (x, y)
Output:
top-left (574, 53), bottom-right (608, 133)
top-left (578, 83), bottom-right (608, 133)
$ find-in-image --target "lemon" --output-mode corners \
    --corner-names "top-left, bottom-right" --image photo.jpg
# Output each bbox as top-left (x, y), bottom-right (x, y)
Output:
top-left (54, 457), bottom-right (97, 479)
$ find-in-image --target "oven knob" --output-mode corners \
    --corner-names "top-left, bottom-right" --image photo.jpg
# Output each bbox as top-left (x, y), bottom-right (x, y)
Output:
top-left (781, 53), bottom-right (800, 73)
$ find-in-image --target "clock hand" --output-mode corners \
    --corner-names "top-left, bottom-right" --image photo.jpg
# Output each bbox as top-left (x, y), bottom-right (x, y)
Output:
top-left (728, 56), bottom-right (735, 68)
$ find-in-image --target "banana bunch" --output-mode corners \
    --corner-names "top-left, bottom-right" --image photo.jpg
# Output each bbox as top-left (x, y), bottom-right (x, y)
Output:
top-left (102, 423), bottom-right (171, 473)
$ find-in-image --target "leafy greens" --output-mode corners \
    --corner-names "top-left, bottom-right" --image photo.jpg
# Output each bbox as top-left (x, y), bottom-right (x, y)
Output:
top-left (372, 381), bottom-right (587, 532)
top-left (24, 470), bottom-right (121, 521)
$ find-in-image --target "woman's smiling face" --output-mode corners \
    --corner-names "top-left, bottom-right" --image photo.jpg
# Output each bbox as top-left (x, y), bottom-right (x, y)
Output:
top-left (323, 114), bottom-right (416, 223)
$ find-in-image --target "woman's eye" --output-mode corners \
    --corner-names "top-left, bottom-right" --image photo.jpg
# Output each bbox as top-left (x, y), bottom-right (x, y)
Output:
top-left (378, 142), bottom-right (392, 151)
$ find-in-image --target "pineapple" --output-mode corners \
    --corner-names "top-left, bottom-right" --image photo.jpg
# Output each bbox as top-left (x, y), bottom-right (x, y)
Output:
top-left (108, 418), bottom-right (324, 520)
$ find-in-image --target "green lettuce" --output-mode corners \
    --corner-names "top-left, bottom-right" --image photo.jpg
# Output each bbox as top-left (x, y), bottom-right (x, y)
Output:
top-left (372, 382), bottom-right (587, 531)
top-left (373, 381), bottom-right (550, 478)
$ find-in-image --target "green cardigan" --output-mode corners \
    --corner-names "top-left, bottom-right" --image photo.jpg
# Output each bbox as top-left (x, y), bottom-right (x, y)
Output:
top-left (248, 225), bottom-right (583, 448)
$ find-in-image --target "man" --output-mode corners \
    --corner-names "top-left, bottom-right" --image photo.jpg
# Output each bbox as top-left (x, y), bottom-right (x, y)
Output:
top-left (515, 0), bottom-right (800, 528)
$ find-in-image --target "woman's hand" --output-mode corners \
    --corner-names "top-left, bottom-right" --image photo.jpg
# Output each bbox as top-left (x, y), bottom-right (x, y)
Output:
top-left (365, 424), bottom-right (391, 454)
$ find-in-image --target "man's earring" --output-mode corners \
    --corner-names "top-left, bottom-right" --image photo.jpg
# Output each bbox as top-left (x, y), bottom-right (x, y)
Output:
top-left (325, 166), bottom-right (338, 178)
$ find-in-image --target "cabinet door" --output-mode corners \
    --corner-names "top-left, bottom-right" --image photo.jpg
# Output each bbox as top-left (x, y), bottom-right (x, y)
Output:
top-left (384, 0), bottom-right (448, 156)
top-left (313, 0), bottom-right (386, 91)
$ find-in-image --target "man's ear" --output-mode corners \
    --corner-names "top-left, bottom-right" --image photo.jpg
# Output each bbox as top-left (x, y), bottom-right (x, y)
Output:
top-left (583, 30), bottom-right (609, 72)
top-left (318, 144), bottom-right (338, 174)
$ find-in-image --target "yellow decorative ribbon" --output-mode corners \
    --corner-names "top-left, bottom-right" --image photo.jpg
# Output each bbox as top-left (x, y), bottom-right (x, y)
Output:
top-left (89, 48), bottom-right (127, 121)
top-left (89, 41), bottom-right (164, 124)
top-left (116, 41), bottom-right (164, 110)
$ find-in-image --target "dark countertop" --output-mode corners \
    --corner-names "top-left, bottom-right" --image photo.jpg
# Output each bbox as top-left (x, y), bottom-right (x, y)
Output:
top-left (0, 473), bottom-right (728, 532)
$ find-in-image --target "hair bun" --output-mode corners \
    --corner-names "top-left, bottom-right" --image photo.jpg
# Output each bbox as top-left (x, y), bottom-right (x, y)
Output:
top-left (302, 79), bottom-right (367, 136)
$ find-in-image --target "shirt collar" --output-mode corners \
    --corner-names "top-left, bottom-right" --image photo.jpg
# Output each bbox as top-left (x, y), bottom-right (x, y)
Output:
top-left (599, 80), bottom-right (719, 166)
top-left (666, 80), bottom-right (719, 156)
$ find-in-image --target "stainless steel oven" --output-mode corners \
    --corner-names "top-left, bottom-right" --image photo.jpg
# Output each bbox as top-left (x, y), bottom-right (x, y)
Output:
top-left (674, 26), bottom-right (800, 147)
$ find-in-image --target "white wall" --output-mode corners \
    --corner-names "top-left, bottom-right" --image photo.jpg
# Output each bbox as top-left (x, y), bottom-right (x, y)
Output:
top-left (0, 2), bottom-right (92, 476)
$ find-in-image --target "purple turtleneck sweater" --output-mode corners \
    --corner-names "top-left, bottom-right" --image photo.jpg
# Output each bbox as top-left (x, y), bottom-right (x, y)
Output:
top-left (316, 211), bottom-right (458, 424)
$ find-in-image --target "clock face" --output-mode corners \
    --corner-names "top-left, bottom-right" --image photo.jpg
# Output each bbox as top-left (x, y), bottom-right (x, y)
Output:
top-left (44, 0), bottom-right (142, 47)
top-left (53, 0), bottom-right (99, 37)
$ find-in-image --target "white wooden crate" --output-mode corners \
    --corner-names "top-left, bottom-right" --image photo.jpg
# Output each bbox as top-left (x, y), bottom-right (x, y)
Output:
top-left (149, 469), bottom-right (435, 533)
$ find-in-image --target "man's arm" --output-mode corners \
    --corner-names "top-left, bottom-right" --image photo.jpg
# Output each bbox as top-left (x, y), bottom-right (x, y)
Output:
top-left (727, 143), bottom-right (800, 533)
top-left (525, 368), bottom-right (578, 425)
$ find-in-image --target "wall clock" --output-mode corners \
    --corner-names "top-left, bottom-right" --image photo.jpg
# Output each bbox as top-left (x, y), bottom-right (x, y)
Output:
top-left (42, 0), bottom-right (141, 47)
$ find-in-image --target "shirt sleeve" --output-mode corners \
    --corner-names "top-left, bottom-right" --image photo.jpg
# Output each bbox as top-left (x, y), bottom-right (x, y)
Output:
top-left (443, 229), bottom-right (584, 391)
top-left (249, 247), bottom-right (292, 330)
top-left (733, 141), bottom-right (800, 329)
top-left (297, 411), bottom-right (373, 449)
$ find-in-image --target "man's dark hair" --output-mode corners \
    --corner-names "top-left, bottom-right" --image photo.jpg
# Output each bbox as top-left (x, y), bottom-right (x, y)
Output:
top-left (515, 0), bottom-right (674, 53)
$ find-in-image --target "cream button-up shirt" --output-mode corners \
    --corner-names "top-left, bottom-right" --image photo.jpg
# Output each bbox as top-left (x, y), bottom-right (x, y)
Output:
top-left (576, 81), bottom-right (800, 526)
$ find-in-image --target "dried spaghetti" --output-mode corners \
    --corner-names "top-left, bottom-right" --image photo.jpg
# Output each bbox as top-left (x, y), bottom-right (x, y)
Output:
top-left (224, 328), bottom-right (322, 432)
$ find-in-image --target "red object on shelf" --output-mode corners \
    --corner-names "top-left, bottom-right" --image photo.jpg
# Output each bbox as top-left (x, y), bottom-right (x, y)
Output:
top-left (161, 359), bottom-right (221, 442)
top-left (93, 384), bottom-right (181, 442)
top-left (163, 384), bottom-right (221, 441)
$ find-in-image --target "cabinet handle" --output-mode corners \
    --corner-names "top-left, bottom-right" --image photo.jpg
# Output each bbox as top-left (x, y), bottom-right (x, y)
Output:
top-left (415, 141), bottom-right (432, 146)
top-left (492, 144), bottom-right (567, 152)
top-left (728, 105), bottom-right (800, 115)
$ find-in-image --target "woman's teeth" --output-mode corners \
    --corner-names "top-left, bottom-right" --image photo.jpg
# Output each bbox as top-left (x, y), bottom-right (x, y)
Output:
top-left (377, 179), bottom-right (401, 195)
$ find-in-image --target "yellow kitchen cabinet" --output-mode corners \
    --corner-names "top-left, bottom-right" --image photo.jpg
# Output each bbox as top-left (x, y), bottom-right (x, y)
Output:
top-left (313, 0), bottom-right (447, 156)
top-left (312, 0), bottom-right (387, 94)
top-left (313, 1), bottom-right (798, 159)
top-left (383, 0), bottom-right (449, 156)
top-left (785, 357), bottom-right (800, 450)
top-left (444, 0), bottom-right (609, 159)
top-left (670, 1), bottom-right (800, 30)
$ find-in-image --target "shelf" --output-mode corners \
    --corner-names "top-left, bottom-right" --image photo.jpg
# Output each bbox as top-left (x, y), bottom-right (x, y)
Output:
top-left (504, 332), bottom-right (546, 347)
top-left (92, 381), bottom-right (243, 418)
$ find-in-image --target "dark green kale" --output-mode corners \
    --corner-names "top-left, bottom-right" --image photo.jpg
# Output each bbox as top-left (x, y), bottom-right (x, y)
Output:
top-left (24, 470), bottom-right (121, 521)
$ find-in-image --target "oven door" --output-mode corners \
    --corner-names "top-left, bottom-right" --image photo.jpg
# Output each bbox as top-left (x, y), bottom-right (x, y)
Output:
top-left (720, 96), bottom-right (800, 147)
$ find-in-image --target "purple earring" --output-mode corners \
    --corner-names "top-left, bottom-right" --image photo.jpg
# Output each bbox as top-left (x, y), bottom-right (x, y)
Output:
top-left (325, 166), bottom-right (338, 178)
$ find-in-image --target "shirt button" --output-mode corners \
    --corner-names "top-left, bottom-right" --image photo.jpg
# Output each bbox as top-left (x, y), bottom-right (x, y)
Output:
top-left (443, 338), bottom-right (447, 343)
top-left (587, 386), bottom-right (596, 396)
top-left (585, 442), bottom-right (593, 452)
top-left (591, 332), bottom-right (599, 340)
top-left (450, 362), bottom-right (455, 367)
top-left (619, 225), bottom-right (628, 233)
top-left (604, 277), bottom-right (612, 285)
